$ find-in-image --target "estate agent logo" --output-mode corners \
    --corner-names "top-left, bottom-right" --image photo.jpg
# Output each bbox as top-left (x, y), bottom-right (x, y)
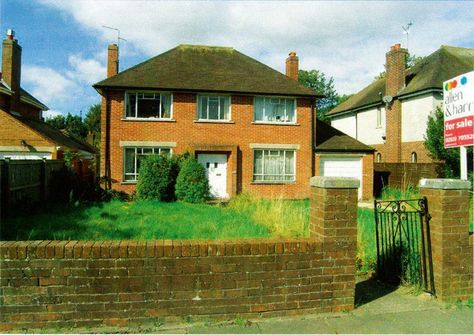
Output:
top-left (443, 71), bottom-right (474, 148)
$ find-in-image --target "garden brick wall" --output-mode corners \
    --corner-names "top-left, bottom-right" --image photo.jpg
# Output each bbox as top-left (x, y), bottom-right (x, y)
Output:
top-left (0, 238), bottom-right (355, 331)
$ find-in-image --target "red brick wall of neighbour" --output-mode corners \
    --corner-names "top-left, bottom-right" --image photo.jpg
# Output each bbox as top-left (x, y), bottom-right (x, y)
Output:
top-left (101, 91), bottom-right (314, 199)
top-left (373, 142), bottom-right (437, 164)
top-left (0, 239), bottom-right (354, 331)
top-left (0, 111), bottom-right (55, 155)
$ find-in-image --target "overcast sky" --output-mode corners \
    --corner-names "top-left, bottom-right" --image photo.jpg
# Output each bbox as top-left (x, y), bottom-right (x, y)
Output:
top-left (1, 0), bottom-right (473, 118)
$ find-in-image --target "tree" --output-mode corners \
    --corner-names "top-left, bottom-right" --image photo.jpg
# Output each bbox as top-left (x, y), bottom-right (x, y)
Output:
top-left (45, 113), bottom-right (87, 139)
top-left (45, 103), bottom-right (100, 145)
top-left (298, 69), bottom-right (338, 121)
top-left (374, 53), bottom-right (426, 81)
top-left (84, 103), bottom-right (101, 148)
top-left (424, 106), bottom-right (472, 178)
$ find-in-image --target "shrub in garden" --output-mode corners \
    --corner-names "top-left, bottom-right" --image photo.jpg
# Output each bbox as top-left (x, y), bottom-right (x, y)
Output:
top-left (136, 154), bottom-right (175, 201)
top-left (175, 157), bottom-right (209, 203)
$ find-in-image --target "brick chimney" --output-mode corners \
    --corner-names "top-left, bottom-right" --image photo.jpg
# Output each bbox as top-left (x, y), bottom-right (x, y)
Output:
top-left (107, 44), bottom-right (119, 78)
top-left (2, 29), bottom-right (22, 113)
top-left (385, 43), bottom-right (407, 96)
top-left (285, 51), bottom-right (299, 81)
top-left (384, 43), bottom-right (408, 163)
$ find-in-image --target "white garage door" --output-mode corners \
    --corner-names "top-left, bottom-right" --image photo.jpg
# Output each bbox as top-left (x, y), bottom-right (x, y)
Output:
top-left (320, 156), bottom-right (362, 199)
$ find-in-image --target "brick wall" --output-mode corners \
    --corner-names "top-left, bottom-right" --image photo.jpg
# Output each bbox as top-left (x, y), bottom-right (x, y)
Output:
top-left (373, 142), bottom-right (437, 164)
top-left (0, 111), bottom-right (55, 152)
top-left (0, 238), bottom-right (355, 331)
top-left (101, 91), bottom-right (314, 198)
top-left (420, 179), bottom-right (473, 303)
top-left (373, 162), bottom-right (444, 195)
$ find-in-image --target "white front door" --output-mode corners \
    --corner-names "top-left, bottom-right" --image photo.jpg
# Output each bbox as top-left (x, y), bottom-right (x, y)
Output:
top-left (197, 153), bottom-right (228, 198)
top-left (320, 156), bottom-right (363, 199)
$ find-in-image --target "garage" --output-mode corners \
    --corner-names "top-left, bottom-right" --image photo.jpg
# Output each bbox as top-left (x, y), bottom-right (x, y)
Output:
top-left (315, 121), bottom-right (375, 200)
top-left (320, 156), bottom-right (363, 198)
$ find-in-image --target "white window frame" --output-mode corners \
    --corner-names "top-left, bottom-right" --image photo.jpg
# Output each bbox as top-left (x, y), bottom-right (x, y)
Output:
top-left (411, 152), bottom-right (417, 163)
top-left (376, 107), bottom-right (382, 128)
top-left (124, 91), bottom-right (173, 120)
top-left (197, 94), bottom-right (231, 121)
top-left (253, 149), bottom-right (296, 183)
top-left (253, 96), bottom-right (297, 124)
top-left (123, 147), bottom-right (172, 182)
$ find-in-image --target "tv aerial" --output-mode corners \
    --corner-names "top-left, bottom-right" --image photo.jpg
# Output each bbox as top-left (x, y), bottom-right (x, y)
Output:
top-left (102, 25), bottom-right (127, 50)
top-left (402, 22), bottom-right (413, 50)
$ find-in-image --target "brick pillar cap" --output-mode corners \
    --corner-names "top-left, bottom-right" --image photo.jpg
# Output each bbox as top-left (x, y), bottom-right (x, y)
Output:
top-left (310, 176), bottom-right (359, 189)
top-left (419, 178), bottom-right (471, 190)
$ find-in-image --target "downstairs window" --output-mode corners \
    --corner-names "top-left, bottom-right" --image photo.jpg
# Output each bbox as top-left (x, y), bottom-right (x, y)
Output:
top-left (123, 147), bottom-right (171, 181)
top-left (253, 149), bottom-right (295, 182)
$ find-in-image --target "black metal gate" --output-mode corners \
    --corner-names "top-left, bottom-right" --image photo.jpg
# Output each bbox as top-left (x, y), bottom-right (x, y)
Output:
top-left (374, 197), bottom-right (435, 295)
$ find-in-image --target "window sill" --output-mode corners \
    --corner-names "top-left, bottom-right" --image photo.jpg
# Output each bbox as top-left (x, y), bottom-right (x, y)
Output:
top-left (252, 122), bottom-right (299, 126)
top-left (121, 118), bottom-right (176, 122)
top-left (251, 181), bottom-right (296, 185)
top-left (121, 181), bottom-right (137, 185)
top-left (194, 120), bottom-right (234, 124)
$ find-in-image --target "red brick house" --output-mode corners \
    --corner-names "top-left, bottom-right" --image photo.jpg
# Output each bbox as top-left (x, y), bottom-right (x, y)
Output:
top-left (0, 30), bottom-right (96, 161)
top-left (95, 44), bottom-right (376, 199)
top-left (95, 44), bottom-right (328, 198)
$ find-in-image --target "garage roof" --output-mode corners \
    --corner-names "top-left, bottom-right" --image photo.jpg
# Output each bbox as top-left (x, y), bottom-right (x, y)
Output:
top-left (315, 121), bottom-right (374, 153)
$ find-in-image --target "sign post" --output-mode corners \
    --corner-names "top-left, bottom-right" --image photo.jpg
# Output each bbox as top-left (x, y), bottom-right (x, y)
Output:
top-left (443, 71), bottom-right (474, 180)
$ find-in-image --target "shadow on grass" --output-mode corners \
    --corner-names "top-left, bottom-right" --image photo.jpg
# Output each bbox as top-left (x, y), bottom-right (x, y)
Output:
top-left (0, 201), bottom-right (106, 241)
top-left (355, 276), bottom-right (398, 307)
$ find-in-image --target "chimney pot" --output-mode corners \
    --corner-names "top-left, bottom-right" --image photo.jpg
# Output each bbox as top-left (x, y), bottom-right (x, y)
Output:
top-left (6, 29), bottom-right (14, 40)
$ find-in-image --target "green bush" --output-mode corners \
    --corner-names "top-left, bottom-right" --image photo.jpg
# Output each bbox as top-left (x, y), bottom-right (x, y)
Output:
top-left (175, 158), bottom-right (209, 203)
top-left (136, 155), bottom-right (175, 201)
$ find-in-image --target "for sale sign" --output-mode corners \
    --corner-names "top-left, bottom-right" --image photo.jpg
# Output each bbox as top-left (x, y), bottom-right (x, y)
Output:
top-left (443, 71), bottom-right (474, 148)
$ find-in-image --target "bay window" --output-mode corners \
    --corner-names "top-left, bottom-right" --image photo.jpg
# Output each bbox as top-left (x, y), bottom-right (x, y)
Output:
top-left (124, 147), bottom-right (171, 181)
top-left (253, 149), bottom-right (296, 182)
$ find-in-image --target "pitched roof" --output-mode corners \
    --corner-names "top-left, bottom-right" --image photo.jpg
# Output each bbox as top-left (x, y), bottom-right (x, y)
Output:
top-left (328, 45), bottom-right (474, 116)
top-left (20, 88), bottom-right (48, 111)
top-left (0, 76), bottom-right (48, 111)
top-left (12, 114), bottom-right (96, 154)
top-left (315, 121), bottom-right (374, 152)
top-left (94, 44), bottom-right (321, 97)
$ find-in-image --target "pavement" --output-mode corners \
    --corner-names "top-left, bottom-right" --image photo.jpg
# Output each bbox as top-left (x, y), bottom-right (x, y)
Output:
top-left (68, 276), bottom-right (471, 334)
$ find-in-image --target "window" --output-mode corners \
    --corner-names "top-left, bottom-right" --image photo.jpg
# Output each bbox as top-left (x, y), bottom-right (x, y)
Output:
top-left (376, 108), bottom-right (382, 128)
top-left (253, 149), bottom-right (295, 182)
top-left (124, 147), bottom-right (171, 181)
top-left (197, 95), bottom-right (230, 121)
top-left (254, 97), bottom-right (296, 123)
top-left (125, 92), bottom-right (172, 119)
top-left (376, 153), bottom-right (382, 163)
top-left (411, 152), bottom-right (417, 163)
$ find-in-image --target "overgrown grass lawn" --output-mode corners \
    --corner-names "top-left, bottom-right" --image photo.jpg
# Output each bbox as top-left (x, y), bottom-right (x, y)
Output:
top-left (1, 197), bottom-right (310, 241)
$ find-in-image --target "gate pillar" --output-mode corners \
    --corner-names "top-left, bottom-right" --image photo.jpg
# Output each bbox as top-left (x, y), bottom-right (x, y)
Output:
top-left (310, 176), bottom-right (359, 244)
top-left (420, 179), bottom-right (472, 303)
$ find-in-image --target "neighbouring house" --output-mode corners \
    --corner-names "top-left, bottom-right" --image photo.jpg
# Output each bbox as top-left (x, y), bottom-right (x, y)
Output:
top-left (0, 30), bottom-right (96, 164)
top-left (327, 44), bottom-right (474, 193)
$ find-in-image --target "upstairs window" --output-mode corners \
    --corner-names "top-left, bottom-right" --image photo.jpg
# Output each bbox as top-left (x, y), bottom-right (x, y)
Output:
top-left (376, 108), bottom-right (382, 128)
top-left (254, 97), bottom-right (296, 123)
top-left (125, 92), bottom-right (172, 119)
top-left (197, 95), bottom-right (230, 121)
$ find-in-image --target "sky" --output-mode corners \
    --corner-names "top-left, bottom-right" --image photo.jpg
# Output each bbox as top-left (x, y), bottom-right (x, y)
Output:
top-left (1, 0), bottom-right (473, 119)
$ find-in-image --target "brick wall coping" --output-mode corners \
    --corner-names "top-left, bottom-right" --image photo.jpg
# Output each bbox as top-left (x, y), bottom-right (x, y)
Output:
top-left (310, 176), bottom-right (360, 189)
top-left (419, 178), bottom-right (471, 190)
top-left (0, 238), bottom-right (351, 260)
